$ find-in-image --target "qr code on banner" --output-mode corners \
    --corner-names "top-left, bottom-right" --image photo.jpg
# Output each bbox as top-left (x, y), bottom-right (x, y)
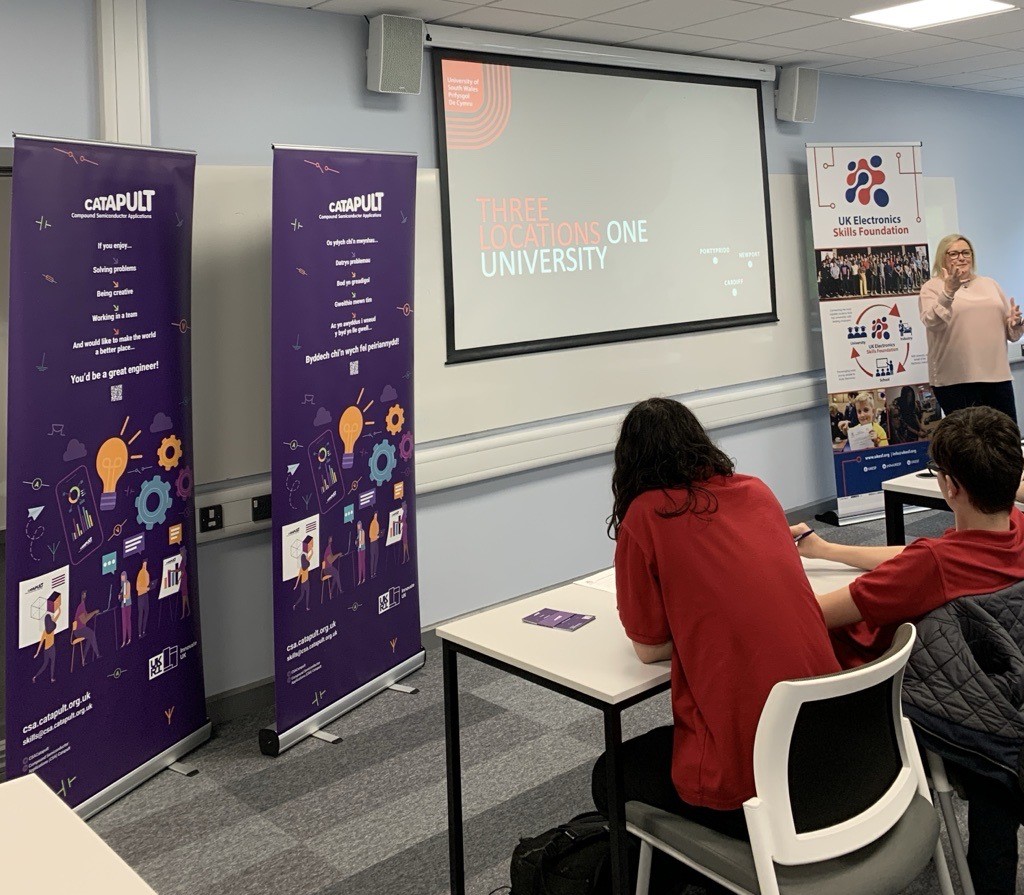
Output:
top-left (110, 383), bottom-right (123, 402)
top-left (349, 360), bottom-right (359, 376)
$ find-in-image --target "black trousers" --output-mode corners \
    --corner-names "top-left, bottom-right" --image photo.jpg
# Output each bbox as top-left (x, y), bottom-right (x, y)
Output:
top-left (591, 726), bottom-right (747, 895)
top-left (957, 767), bottom-right (1024, 895)
top-left (933, 380), bottom-right (1018, 424)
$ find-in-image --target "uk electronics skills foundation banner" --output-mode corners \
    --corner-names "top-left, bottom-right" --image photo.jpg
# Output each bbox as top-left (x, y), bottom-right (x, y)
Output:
top-left (806, 143), bottom-right (937, 522)
top-left (6, 136), bottom-right (208, 811)
top-left (266, 147), bottom-right (423, 750)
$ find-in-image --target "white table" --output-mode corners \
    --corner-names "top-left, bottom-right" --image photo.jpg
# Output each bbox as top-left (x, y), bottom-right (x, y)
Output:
top-left (437, 558), bottom-right (859, 895)
top-left (882, 469), bottom-right (948, 545)
top-left (1, 774), bottom-right (155, 892)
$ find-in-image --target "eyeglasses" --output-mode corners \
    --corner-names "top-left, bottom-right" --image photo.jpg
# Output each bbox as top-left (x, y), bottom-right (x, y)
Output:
top-left (926, 460), bottom-right (944, 475)
top-left (945, 249), bottom-right (972, 259)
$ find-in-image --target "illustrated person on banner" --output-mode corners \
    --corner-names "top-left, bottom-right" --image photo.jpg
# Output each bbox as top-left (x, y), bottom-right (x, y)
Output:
top-left (920, 234), bottom-right (1024, 422)
top-left (119, 571), bottom-right (133, 647)
top-left (32, 593), bottom-right (62, 684)
top-left (292, 536), bottom-right (313, 611)
top-left (136, 560), bottom-right (151, 639)
top-left (73, 591), bottom-right (101, 663)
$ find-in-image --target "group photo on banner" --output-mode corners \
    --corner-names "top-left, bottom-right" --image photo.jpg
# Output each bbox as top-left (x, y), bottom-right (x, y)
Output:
top-left (5, 136), bottom-right (209, 813)
top-left (263, 146), bottom-right (424, 755)
top-left (806, 143), bottom-right (935, 522)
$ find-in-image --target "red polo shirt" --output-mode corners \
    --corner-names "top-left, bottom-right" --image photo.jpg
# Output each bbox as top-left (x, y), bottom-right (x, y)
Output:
top-left (832, 509), bottom-right (1024, 668)
top-left (615, 475), bottom-right (839, 811)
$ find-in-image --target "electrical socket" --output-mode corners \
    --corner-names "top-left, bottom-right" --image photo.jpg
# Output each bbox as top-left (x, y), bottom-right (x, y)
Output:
top-left (199, 504), bottom-right (223, 533)
top-left (252, 494), bottom-right (272, 522)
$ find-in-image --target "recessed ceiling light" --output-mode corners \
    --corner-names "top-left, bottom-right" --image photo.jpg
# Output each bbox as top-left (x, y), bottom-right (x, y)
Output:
top-left (850, 0), bottom-right (1015, 30)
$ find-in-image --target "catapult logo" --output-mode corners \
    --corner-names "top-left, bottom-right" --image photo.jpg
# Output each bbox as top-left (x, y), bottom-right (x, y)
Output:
top-left (845, 156), bottom-right (889, 207)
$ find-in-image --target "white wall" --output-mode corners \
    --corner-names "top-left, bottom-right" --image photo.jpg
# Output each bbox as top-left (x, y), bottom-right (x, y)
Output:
top-left (5, 0), bottom-right (1024, 698)
top-left (0, 0), bottom-right (98, 141)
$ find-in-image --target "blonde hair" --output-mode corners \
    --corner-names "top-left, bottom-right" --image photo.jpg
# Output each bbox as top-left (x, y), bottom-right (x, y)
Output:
top-left (932, 234), bottom-right (975, 278)
top-left (853, 392), bottom-right (876, 412)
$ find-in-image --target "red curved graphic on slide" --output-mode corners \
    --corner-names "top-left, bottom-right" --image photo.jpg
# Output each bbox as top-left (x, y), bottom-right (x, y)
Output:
top-left (443, 61), bottom-right (512, 151)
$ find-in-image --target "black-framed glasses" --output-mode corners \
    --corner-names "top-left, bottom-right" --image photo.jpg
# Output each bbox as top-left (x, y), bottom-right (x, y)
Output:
top-left (945, 249), bottom-right (972, 259)
top-left (926, 460), bottom-right (944, 475)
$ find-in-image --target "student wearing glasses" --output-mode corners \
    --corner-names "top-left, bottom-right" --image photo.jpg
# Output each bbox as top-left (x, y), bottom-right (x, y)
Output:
top-left (919, 234), bottom-right (1023, 422)
top-left (792, 407), bottom-right (1024, 895)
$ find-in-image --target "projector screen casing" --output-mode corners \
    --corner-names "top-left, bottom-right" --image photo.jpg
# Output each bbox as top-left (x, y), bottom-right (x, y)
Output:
top-left (433, 50), bottom-right (778, 364)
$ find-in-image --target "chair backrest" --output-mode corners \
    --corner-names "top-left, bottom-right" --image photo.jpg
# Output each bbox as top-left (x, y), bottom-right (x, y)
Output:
top-left (748, 623), bottom-right (920, 866)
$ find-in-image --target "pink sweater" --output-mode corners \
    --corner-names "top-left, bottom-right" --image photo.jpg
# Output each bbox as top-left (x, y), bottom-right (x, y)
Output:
top-left (918, 275), bottom-right (1023, 386)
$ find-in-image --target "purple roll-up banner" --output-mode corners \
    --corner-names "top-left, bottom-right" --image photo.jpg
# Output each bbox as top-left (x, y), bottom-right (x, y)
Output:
top-left (5, 136), bottom-right (210, 814)
top-left (262, 146), bottom-right (424, 755)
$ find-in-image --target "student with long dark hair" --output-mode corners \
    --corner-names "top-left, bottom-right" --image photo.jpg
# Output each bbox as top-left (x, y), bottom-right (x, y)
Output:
top-left (592, 399), bottom-right (839, 888)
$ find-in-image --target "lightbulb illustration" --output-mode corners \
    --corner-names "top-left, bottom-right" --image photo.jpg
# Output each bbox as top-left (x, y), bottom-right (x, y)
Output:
top-left (96, 437), bottom-right (128, 510)
top-left (338, 388), bottom-right (375, 469)
top-left (96, 416), bottom-right (143, 510)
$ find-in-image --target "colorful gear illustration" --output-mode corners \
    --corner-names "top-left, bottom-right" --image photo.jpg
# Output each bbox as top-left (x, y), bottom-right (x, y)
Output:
top-left (368, 440), bottom-right (398, 486)
top-left (136, 475), bottom-right (172, 530)
top-left (158, 434), bottom-right (183, 471)
top-left (399, 430), bottom-right (413, 461)
top-left (175, 465), bottom-right (193, 500)
top-left (385, 403), bottom-right (405, 436)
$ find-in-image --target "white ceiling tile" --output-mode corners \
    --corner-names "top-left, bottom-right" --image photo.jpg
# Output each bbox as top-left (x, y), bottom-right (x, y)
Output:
top-left (752, 19), bottom-right (885, 50)
top-left (770, 49), bottom-right (860, 66)
top-left (595, 0), bottom-right (757, 30)
top-left (952, 49), bottom-right (1024, 69)
top-left (706, 42), bottom-right (792, 62)
top-left (988, 78), bottom-right (1024, 89)
top-left (251, 0), bottom-right (316, 7)
top-left (834, 30), bottom-right (955, 58)
top-left (624, 32), bottom-right (734, 52)
top-left (313, 0), bottom-right (471, 16)
top-left (871, 57), bottom-right (997, 79)
top-left (870, 66), bottom-right (950, 81)
top-left (923, 8), bottom-right (1024, 39)
top-left (537, 21), bottom-right (659, 44)
top-left (821, 58), bottom-right (916, 75)
top-left (775, 0), bottom-right (880, 14)
top-left (487, 0), bottom-right (632, 17)
top-left (681, 7), bottom-right (829, 41)
top-left (968, 61), bottom-right (1024, 77)
top-left (880, 41), bottom-right (1001, 65)
top-left (957, 77), bottom-right (1020, 89)
top-left (972, 30), bottom-right (1024, 50)
top-left (434, 6), bottom-right (572, 31)
top-left (924, 69), bottom-right (1024, 85)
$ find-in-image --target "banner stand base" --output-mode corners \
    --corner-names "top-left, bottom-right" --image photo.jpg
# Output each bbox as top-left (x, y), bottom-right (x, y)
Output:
top-left (168, 761), bottom-right (200, 777)
top-left (74, 722), bottom-right (212, 821)
top-left (259, 649), bottom-right (426, 757)
top-left (311, 730), bottom-right (343, 744)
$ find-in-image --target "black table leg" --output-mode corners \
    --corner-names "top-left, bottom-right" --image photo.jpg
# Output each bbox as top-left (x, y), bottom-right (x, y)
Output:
top-left (603, 707), bottom-right (630, 895)
top-left (884, 490), bottom-right (906, 545)
top-left (443, 640), bottom-right (466, 895)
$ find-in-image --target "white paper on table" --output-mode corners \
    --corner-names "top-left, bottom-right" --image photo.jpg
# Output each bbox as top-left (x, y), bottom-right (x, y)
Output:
top-left (575, 567), bottom-right (616, 594)
top-left (846, 423), bottom-right (875, 451)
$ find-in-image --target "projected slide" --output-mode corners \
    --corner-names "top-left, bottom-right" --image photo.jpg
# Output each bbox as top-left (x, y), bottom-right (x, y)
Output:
top-left (435, 53), bottom-right (777, 362)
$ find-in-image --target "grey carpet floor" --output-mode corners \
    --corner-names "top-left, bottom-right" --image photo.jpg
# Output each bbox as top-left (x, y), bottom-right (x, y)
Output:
top-left (81, 508), bottom-right (1016, 895)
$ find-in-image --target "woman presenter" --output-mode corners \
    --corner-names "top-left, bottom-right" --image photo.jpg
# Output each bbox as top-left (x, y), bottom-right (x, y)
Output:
top-left (919, 234), bottom-right (1023, 421)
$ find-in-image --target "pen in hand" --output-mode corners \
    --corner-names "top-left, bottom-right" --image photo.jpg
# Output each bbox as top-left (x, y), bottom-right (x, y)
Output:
top-left (793, 528), bottom-right (814, 545)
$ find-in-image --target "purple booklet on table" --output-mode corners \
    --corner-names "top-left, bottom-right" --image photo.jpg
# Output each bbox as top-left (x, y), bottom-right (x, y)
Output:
top-left (522, 608), bottom-right (596, 631)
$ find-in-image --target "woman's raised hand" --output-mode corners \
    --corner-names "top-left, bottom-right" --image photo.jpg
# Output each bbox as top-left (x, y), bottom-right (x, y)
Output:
top-left (941, 265), bottom-right (968, 296)
top-left (1008, 297), bottom-right (1022, 329)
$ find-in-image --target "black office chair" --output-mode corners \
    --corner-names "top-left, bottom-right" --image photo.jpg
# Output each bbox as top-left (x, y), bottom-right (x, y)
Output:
top-left (627, 623), bottom-right (954, 895)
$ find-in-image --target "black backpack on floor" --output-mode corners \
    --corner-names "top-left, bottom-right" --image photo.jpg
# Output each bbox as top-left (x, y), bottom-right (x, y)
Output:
top-left (510, 811), bottom-right (623, 895)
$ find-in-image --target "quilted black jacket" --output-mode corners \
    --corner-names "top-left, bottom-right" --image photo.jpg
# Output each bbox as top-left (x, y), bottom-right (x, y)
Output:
top-left (902, 580), bottom-right (1024, 792)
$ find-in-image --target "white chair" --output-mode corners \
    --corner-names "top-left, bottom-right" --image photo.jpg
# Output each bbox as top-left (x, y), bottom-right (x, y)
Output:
top-left (627, 623), bottom-right (955, 895)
